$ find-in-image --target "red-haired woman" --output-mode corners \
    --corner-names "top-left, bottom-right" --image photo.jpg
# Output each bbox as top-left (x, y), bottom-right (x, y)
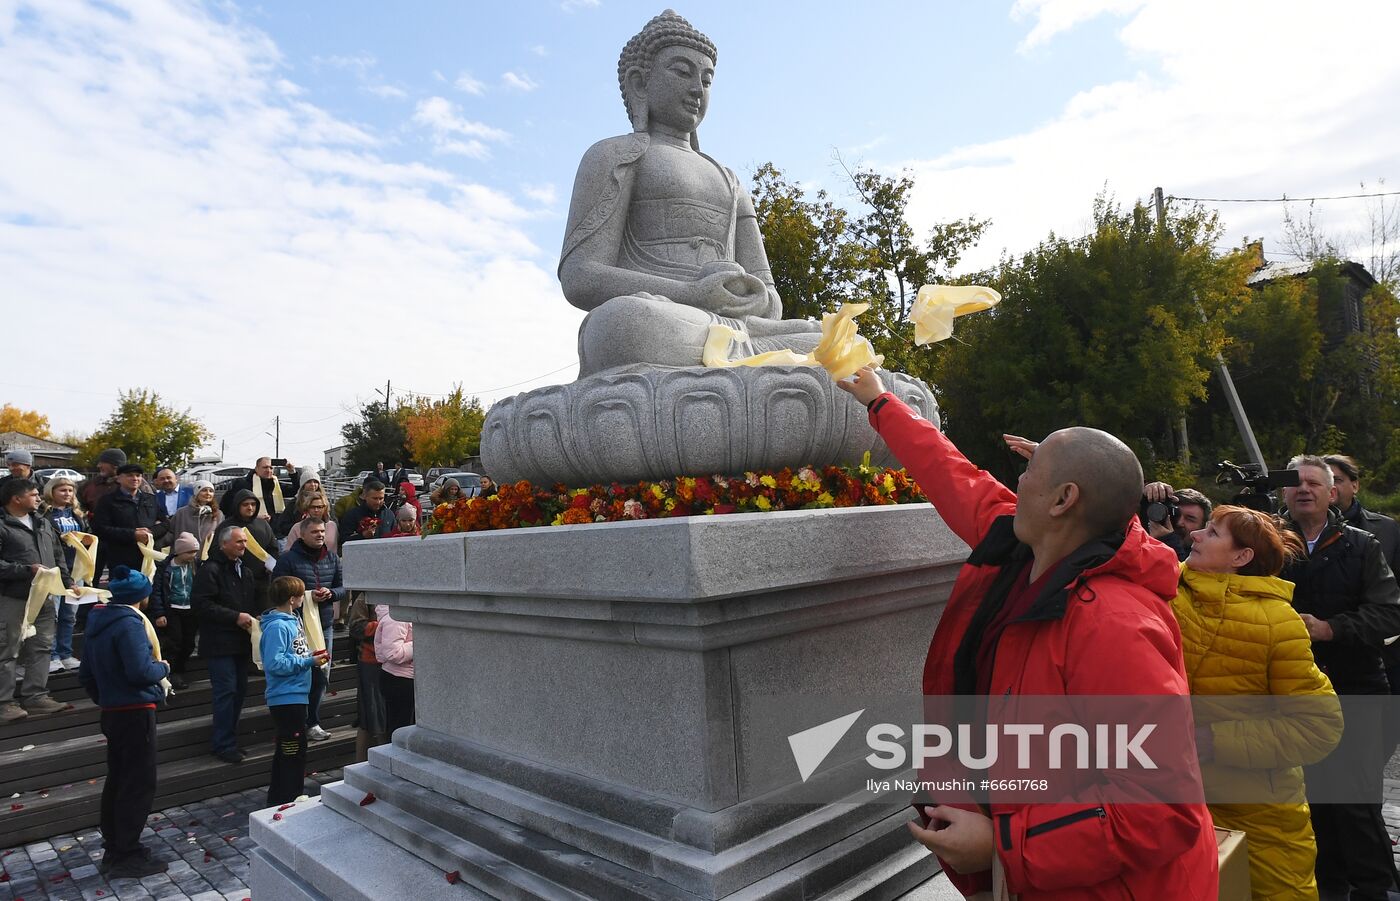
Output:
top-left (1174, 503), bottom-right (1343, 900)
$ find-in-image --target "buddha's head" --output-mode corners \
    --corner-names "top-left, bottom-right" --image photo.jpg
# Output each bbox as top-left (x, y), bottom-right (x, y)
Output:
top-left (618, 10), bottom-right (717, 144)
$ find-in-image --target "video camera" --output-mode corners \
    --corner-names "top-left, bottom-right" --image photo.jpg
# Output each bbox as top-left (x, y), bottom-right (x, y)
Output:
top-left (1214, 461), bottom-right (1300, 514)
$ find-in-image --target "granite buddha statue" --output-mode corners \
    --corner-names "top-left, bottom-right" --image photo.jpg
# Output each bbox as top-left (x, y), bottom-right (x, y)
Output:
top-left (560, 10), bottom-right (823, 377)
top-left (480, 10), bottom-right (938, 487)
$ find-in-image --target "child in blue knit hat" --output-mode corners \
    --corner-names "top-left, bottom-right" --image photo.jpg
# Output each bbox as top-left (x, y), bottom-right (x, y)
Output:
top-left (77, 565), bottom-right (171, 878)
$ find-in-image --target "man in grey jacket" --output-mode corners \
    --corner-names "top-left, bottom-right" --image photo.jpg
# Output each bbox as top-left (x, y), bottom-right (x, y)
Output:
top-left (0, 478), bottom-right (72, 722)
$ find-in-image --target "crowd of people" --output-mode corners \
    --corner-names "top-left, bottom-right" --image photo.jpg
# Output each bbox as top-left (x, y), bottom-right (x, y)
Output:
top-left (0, 449), bottom-right (420, 878)
top-left (841, 367), bottom-right (1400, 901)
top-left (4, 407), bottom-right (1400, 897)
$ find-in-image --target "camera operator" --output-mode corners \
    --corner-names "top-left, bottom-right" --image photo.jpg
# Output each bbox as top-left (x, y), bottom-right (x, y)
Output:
top-left (1141, 482), bottom-right (1212, 561)
top-left (1279, 454), bottom-right (1400, 899)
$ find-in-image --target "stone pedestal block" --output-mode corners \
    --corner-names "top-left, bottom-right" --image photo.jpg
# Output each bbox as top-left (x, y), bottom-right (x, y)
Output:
top-left (250, 505), bottom-right (967, 899)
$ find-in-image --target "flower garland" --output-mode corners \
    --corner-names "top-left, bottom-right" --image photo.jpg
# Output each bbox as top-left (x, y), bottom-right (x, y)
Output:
top-left (427, 455), bottom-right (926, 535)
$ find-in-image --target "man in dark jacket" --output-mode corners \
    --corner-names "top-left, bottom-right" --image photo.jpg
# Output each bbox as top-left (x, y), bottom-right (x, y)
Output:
top-left (218, 457), bottom-right (298, 525)
top-left (1281, 454), bottom-right (1400, 900)
top-left (80, 448), bottom-right (127, 511)
top-left (192, 525), bottom-right (260, 763)
top-left (0, 478), bottom-right (72, 722)
top-left (91, 464), bottom-right (159, 578)
top-left (277, 519), bottom-right (346, 741)
top-left (222, 488), bottom-right (279, 610)
top-left (337, 481), bottom-right (393, 552)
top-left (77, 566), bottom-right (170, 878)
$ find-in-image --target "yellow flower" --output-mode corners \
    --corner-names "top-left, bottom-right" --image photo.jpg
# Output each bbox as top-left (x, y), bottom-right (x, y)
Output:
top-left (817, 491), bottom-right (834, 506)
top-left (759, 474), bottom-right (777, 489)
top-left (883, 474), bottom-right (895, 493)
top-left (665, 498), bottom-right (676, 511)
top-left (651, 484), bottom-right (665, 499)
top-left (755, 496), bottom-right (772, 510)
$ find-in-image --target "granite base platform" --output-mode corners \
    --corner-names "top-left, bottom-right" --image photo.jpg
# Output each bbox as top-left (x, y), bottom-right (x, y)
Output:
top-left (250, 505), bottom-right (968, 899)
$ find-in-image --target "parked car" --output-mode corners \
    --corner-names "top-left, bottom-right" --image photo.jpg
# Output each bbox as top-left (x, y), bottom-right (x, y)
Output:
top-left (429, 472), bottom-right (482, 497)
top-left (32, 467), bottom-right (85, 486)
top-left (404, 470), bottom-right (424, 488)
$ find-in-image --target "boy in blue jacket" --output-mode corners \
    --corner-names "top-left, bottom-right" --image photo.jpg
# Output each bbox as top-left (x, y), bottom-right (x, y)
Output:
top-left (259, 575), bottom-right (327, 804)
top-left (77, 566), bottom-right (171, 878)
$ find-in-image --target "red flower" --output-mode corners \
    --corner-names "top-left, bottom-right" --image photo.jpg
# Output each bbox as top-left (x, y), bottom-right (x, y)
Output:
top-left (445, 870), bottom-right (461, 884)
top-left (359, 792), bottom-right (377, 806)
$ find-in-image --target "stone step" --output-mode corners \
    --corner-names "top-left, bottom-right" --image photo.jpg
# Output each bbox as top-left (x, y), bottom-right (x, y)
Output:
top-left (319, 779), bottom-right (598, 901)
top-left (0, 690), bottom-right (358, 794)
top-left (0, 719), bottom-right (358, 848)
top-left (0, 661), bottom-right (358, 751)
top-left (368, 738), bottom-right (910, 898)
top-left (336, 762), bottom-right (702, 900)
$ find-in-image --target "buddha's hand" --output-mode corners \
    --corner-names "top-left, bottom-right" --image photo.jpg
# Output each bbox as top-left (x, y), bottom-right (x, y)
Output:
top-left (687, 268), bottom-right (770, 317)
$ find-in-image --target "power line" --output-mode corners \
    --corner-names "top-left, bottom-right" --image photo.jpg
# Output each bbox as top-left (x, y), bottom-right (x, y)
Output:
top-left (394, 362), bottom-right (580, 400)
top-left (1169, 190), bottom-right (1400, 204)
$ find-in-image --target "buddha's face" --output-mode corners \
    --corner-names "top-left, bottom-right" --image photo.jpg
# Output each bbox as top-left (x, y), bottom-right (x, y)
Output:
top-left (642, 44), bottom-right (713, 134)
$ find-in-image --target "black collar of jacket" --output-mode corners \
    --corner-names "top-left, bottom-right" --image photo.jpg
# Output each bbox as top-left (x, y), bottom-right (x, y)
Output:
top-left (1285, 507), bottom-right (1348, 554)
top-left (952, 515), bottom-right (1125, 695)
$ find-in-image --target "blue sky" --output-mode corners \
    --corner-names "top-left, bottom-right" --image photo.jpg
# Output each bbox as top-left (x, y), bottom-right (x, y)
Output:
top-left (3, 0), bottom-right (1397, 464)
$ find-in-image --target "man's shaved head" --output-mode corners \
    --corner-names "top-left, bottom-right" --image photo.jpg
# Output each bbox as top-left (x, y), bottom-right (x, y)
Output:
top-left (1015, 427), bottom-right (1143, 544)
top-left (1044, 428), bottom-right (1144, 534)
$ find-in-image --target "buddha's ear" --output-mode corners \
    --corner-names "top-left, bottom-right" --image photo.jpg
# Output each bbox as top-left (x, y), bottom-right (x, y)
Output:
top-left (624, 66), bottom-right (648, 131)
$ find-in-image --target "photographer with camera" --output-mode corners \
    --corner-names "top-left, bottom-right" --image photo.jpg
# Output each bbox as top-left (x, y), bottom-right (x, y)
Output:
top-left (1140, 482), bottom-right (1212, 561)
top-left (1279, 454), bottom-right (1400, 901)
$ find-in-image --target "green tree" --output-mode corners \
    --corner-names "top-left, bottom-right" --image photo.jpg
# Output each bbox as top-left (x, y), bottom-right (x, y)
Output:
top-left (78, 390), bottom-right (210, 471)
top-left (1208, 261), bottom-right (1400, 484)
top-left (927, 196), bottom-right (1251, 484)
top-left (403, 388), bottom-right (486, 468)
top-left (751, 161), bottom-right (989, 381)
top-left (0, 404), bottom-right (52, 438)
top-left (341, 400), bottom-right (410, 474)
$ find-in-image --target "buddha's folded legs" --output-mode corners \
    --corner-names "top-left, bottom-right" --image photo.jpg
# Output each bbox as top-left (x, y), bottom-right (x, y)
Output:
top-left (578, 294), bottom-right (825, 377)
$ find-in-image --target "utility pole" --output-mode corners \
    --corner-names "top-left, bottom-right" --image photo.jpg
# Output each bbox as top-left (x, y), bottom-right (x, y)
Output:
top-left (1155, 187), bottom-right (1267, 471)
top-left (376, 381), bottom-right (393, 411)
top-left (265, 416), bottom-right (281, 459)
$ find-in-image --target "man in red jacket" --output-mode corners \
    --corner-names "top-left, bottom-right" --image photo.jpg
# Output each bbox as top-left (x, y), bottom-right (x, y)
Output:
top-left (839, 367), bottom-right (1218, 900)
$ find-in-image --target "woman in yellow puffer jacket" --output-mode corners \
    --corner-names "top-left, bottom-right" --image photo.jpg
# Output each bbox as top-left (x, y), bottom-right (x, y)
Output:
top-left (1172, 503), bottom-right (1344, 901)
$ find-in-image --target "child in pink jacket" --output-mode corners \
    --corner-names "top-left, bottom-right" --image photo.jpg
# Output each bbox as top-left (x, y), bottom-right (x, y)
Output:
top-left (373, 605), bottom-right (414, 736)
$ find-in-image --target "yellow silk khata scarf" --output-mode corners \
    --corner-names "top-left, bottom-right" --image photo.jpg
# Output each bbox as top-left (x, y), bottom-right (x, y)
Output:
top-left (137, 534), bottom-right (168, 581)
top-left (302, 591), bottom-right (329, 670)
top-left (702, 285), bottom-right (1001, 377)
top-left (250, 595), bottom-right (324, 672)
top-left (61, 532), bottom-right (99, 585)
top-left (704, 303), bottom-right (885, 379)
top-left (251, 475), bottom-right (286, 515)
top-left (241, 529), bottom-right (272, 564)
top-left (133, 606), bottom-right (173, 697)
top-left (23, 568), bottom-right (110, 640)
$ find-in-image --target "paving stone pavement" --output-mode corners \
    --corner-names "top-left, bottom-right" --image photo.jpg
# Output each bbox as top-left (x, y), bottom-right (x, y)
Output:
top-left (5, 772), bottom-right (1400, 898)
top-left (0, 772), bottom-right (339, 901)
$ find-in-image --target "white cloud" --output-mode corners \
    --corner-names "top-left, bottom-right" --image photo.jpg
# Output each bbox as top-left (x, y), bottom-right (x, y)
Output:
top-left (1010, 0), bottom-right (1146, 50)
top-left (900, 0), bottom-right (1400, 274)
top-left (561, 0), bottom-right (600, 11)
top-left (365, 83), bottom-right (408, 100)
top-left (453, 70), bottom-right (486, 95)
top-left (501, 70), bottom-right (539, 92)
top-left (412, 96), bottom-right (511, 158)
top-left (530, 45), bottom-right (549, 57)
top-left (522, 183), bottom-right (557, 206)
top-left (0, 1), bottom-right (580, 451)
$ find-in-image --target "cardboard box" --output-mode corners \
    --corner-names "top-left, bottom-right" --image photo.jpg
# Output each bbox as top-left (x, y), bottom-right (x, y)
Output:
top-left (1215, 827), bottom-right (1250, 901)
